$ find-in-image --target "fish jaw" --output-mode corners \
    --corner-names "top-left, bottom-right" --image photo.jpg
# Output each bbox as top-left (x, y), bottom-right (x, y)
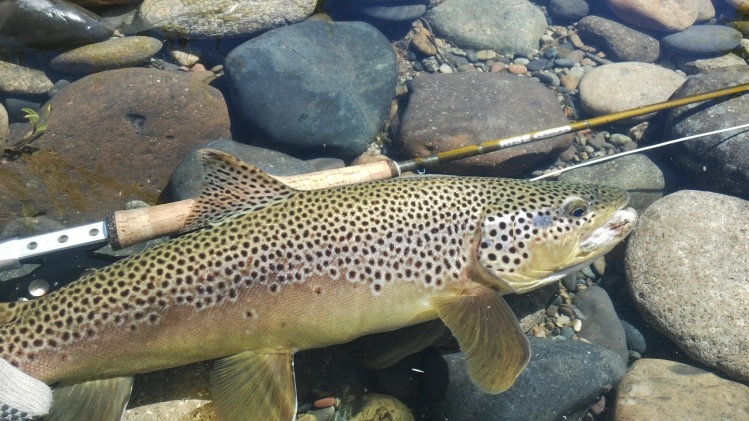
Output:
top-left (580, 206), bottom-right (637, 253)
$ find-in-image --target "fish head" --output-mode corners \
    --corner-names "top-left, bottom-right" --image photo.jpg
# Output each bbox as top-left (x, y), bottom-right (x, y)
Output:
top-left (475, 180), bottom-right (637, 294)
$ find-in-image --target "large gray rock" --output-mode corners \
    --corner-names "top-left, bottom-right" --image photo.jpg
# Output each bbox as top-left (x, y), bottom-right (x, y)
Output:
top-left (139, 0), bottom-right (316, 38)
top-left (397, 72), bottom-right (573, 177)
top-left (626, 190), bottom-right (749, 380)
top-left (558, 154), bottom-right (665, 214)
top-left (225, 20), bottom-right (397, 160)
top-left (614, 359), bottom-right (749, 420)
top-left (665, 65), bottom-right (749, 199)
top-left (578, 62), bottom-right (685, 121)
top-left (436, 337), bottom-right (626, 421)
top-left (425, 0), bottom-right (547, 55)
top-left (576, 16), bottom-right (660, 63)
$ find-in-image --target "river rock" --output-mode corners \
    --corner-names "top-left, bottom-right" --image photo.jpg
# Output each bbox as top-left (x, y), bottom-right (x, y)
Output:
top-left (614, 359), bottom-right (749, 420)
top-left (0, 103), bottom-right (7, 142)
top-left (558, 154), bottom-right (665, 214)
top-left (49, 36), bottom-right (163, 74)
top-left (576, 16), bottom-right (660, 63)
top-left (139, 0), bottom-right (316, 38)
top-left (695, 0), bottom-right (716, 21)
top-left (338, 0), bottom-right (429, 22)
top-left (605, 0), bottom-right (699, 32)
top-left (549, 0), bottom-right (589, 22)
top-left (425, 0), bottom-right (547, 55)
top-left (436, 337), bottom-right (626, 420)
top-left (665, 65), bottom-right (749, 199)
top-left (397, 72), bottom-right (573, 177)
top-left (0, 68), bottom-right (231, 230)
top-left (0, 61), bottom-right (53, 95)
top-left (225, 20), bottom-right (397, 159)
top-left (674, 52), bottom-right (747, 74)
top-left (626, 190), bottom-right (749, 380)
top-left (167, 140), bottom-right (318, 201)
top-left (0, 0), bottom-right (113, 50)
top-left (661, 25), bottom-right (744, 56)
top-left (572, 286), bottom-right (628, 364)
top-left (577, 62), bottom-right (685, 121)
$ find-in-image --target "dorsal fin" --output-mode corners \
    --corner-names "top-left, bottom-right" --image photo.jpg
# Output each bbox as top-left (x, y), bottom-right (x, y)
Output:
top-left (181, 149), bottom-right (299, 232)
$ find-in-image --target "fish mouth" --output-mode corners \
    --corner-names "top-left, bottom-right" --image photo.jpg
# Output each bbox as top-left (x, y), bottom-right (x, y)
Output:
top-left (580, 207), bottom-right (638, 253)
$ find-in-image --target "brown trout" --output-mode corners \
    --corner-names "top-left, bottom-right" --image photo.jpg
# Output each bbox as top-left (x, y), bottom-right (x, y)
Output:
top-left (0, 150), bottom-right (636, 420)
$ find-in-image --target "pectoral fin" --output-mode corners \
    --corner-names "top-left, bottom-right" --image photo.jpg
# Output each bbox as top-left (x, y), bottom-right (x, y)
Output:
top-left (42, 376), bottom-right (133, 421)
top-left (209, 350), bottom-right (296, 421)
top-left (431, 287), bottom-right (530, 394)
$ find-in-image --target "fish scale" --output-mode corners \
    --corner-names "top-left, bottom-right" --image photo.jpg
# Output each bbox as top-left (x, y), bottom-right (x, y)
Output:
top-left (0, 149), bottom-right (636, 420)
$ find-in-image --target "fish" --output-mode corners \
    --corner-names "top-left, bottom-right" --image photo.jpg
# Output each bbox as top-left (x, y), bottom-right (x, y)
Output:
top-left (0, 149), bottom-right (637, 420)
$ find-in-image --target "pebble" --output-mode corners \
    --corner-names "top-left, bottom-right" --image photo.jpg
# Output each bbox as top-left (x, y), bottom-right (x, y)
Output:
top-left (410, 33), bottom-right (437, 56)
top-left (475, 50), bottom-right (497, 60)
top-left (139, 0), bottom-right (316, 38)
top-left (526, 58), bottom-right (548, 72)
top-left (425, 0), bottom-right (548, 55)
top-left (507, 63), bottom-right (527, 74)
top-left (661, 25), bottom-right (744, 56)
top-left (50, 36), bottom-right (163, 74)
top-left (0, 61), bottom-right (54, 95)
top-left (313, 397), bottom-right (337, 409)
top-left (552, 58), bottom-right (574, 68)
top-left (549, 0), bottom-right (589, 22)
top-left (489, 62), bottom-right (506, 72)
top-left (626, 190), bottom-right (749, 380)
top-left (608, 133), bottom-right (633, 146)
top-left (438, 63), bottom-right (453, 73)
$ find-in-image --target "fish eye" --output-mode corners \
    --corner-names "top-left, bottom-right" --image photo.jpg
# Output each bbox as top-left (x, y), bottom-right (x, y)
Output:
top-left (561, 197), bottom-right (588, 218)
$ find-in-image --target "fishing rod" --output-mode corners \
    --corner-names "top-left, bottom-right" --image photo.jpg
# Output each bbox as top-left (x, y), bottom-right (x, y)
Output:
top-left (1, 82), bottom-right (748, 270)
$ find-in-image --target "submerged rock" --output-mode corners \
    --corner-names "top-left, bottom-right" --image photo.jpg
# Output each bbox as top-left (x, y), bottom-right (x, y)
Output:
top-left (50, 36), bottom-right (163, 74)
top-left (626, 190), bottom-right (749, 380)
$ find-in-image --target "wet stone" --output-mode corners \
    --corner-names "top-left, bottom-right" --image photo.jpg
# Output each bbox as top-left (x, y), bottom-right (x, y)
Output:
top-left (397, 72), bottom-right (573, 177)
top-left (661, 25), bottom-right (744, 56)
top-left (572, 285), bottom-right (628, 364)
top-left (0, 0), bottom-right (113, 50)
top-left (576, 15), bottom-right (660, 63)
top-left (605, 0), bottom-right (699, 32)
top-left (549, 0), bottom-right (589, 22)
top-left (49, 36), bottom-right (163, 74)
top-left (225, 20), bottom-right (397, 159)
top-left (0, 61), bottom-right (53, 95)
top-left (436, 337), bottom-right (626, 421)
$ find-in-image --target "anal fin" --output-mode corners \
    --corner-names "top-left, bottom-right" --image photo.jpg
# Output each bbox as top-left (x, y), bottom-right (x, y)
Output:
top-left (42, 376), bottom-right (133, 421)
top-left (431, 287), bottom-right (530, 394)
top-left (209, 350), bottom-right (296, 421)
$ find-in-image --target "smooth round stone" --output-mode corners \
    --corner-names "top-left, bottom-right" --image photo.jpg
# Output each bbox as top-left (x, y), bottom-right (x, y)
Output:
top-left (225, 20), bottom-right (397, 159)
top-left (553, 58), bottom-right (575, 68)
top-left (49, 36), bottom-right (163, 74)
top-left (572, 286), bottom-right (628, 364)
top-left (605, 0), bottom-right (699, 32)
top-left (139, 0), bottom-right (316, 38)
top-left (0, 61), bottom-right (53, 95)
top-left (577, 62), bottom-right (685, 121)
top-left (577, 15), bottom-right (660, 63)
top-left (661, 25), bottom-right (743, 55)
top-left (475, 50), bottom-right (497, 60)
top-left (0, 0), bottom-right (113, 50)
top-left (425, 0), bottom-right (548, 55)
top-left (438, 63), bottom-right (453, 73)
top-left (549, 0), bottom-right (589, 22)
top-left (410, 33), bottom-right (437, 56)
top-left (626, 191), bottom-right (749, 380)
top-left (526, 58), bottom-right (548, 72)
top-left (508, 63), bottom-right (527, 74)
